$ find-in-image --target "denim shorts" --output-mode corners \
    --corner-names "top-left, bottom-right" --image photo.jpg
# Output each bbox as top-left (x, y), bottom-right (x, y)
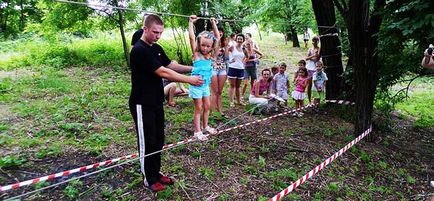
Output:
top-left (212, 68), bottom-right (227, 76)
top-left (244, 66), bottom-right (257, 80)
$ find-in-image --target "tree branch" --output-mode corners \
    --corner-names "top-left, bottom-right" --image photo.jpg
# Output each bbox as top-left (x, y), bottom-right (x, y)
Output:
top-left (391, 74), bottom-right (422, 100)
top-left (369, 0), bottom-right (386, 36)
top-left (341, 0), bottom-right (348, 12)
top-left (99, 8), bottom-right (119, 24)
top-left (333, 0), bottom-right (345, 18)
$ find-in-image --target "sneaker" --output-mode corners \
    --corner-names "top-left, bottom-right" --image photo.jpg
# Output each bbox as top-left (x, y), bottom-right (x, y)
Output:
top-left (144, 181), bottom-right (166, 192)
top-left (159, 175), bottom-right (175, 185)
top-left (292, 112), bottom-right (298, 117)
top-left (194, 131), bottom-right (208, 141)
top-left (204, 126), bottom-right (217, 135)
top-left (297, 112), bottom-right (304, 117)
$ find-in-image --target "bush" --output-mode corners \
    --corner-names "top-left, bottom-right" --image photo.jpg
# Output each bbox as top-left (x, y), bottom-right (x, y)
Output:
top-left (0, 31), bottom-right (192, 70)
top-left (0, 33), bottom-right (126, 70)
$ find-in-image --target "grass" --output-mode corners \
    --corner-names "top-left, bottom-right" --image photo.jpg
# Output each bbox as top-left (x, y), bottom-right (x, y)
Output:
top-left (0, 66), bottom-right (135, 163)
top-left (393, 77), bottom-right (434, 128)
top-left (0, 31), bottom-right (432, 200)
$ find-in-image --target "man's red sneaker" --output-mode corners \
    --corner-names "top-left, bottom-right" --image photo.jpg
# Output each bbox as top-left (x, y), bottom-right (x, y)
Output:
top-left (159, 175), bottom-right (175, 185)
top-left (145, 182), bottom-right (166, 192)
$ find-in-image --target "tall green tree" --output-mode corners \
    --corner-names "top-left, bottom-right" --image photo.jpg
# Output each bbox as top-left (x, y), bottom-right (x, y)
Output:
top-left (0, 0), bottom-right (42, 38)
top-left (254, 0), bottom-right (315, 47)
top-left (35, 0), bottom-right (94, 38)
top-left (334, 0), bottom-right (386, 139)
top-left (92, 0), bottom-right (139, 68)
top-left (376, 0), bottom-right (434, 89)
top-left (332, 0), bottom-right (433, 138)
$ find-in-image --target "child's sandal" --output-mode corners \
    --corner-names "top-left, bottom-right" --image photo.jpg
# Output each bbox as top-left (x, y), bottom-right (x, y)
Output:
top-left (194, 131), bottom-right (208, 141)
top-left (204, 126), bottom-right (217, 135)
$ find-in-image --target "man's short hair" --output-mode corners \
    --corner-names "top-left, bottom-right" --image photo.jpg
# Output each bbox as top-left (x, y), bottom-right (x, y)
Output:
top-left (144, 14), bottom-right (164, 27)
top-left (246, 33), bottom-right (252, 38)
top-left (142, 13), bottom-right (149, 22)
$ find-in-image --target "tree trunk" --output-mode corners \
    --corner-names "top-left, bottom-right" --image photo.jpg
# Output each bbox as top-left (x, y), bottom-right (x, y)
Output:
top-left (290, 26), bottom-right (300, 47)
top-left (311, 0), bottom-right (344, 100)
top-left (284, 32), bottom-right (290, 45)
top-left (117, 9), bottom-right (130, 68)
top-left (254, 21), bottom-right (262, 41)
top-left (19, 0), bottom-right (25, 31)
top-left (2, 1), bottom-right (9, 36)
top-left (346, 0), bottom-right (385, 140)
top-left (0, 9), bottom-right (4, 33)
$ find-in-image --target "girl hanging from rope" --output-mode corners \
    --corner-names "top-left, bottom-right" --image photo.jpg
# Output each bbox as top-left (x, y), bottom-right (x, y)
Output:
top-left (188, 15), bottom-right (220, 141)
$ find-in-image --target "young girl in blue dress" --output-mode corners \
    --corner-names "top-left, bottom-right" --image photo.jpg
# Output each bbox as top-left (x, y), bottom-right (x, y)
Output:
top-left (188, 15), bottom-right (220, 141)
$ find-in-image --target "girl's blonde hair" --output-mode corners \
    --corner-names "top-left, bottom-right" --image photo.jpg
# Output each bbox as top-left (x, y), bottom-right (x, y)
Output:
top-left (196, 31), bottom-right (218, 56)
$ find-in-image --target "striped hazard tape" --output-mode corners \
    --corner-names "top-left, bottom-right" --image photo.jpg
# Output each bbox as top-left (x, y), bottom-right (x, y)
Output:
top-left (0, 103), bottom-right (317, 192)
top-left (269, 126), bottom-right (372, 201)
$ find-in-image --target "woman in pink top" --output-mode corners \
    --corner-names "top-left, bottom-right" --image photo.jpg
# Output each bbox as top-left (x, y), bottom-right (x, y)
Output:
top-left (291, 67), bottom-right (309, 117)
top-left (248, 69), bottom-right (271, 106)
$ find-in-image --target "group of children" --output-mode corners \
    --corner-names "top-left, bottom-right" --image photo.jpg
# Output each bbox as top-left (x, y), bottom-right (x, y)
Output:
top-left (269, 60), bottom-right (328, 117)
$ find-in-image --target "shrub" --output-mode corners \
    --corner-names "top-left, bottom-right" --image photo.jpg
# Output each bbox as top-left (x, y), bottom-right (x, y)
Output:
top-left (0, 31), bottom-right (192, 70)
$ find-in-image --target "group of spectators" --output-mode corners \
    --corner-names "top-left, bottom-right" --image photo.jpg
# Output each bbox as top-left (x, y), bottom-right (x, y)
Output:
top-left (247, 36), bottom-right (327, 117)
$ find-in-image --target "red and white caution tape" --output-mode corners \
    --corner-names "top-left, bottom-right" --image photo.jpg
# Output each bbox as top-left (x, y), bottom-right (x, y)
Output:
top-left (0, 153), bottom-right (139, 191)
top-left (0, 104), bottom-right (317, 192)
top-left (268, 126), bottom-right (372, 201)
top-left (325, 99), bottom-right (355, 105)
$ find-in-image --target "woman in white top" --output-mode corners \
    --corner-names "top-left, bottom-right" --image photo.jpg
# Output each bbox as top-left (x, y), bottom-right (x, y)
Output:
top-left (225, 33), bottom-right (248, 107)
top-left (305, 36), bottom-right (320, 103)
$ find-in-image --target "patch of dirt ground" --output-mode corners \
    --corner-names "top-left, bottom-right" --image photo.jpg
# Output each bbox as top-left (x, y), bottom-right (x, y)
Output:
top-left (1, 105), bottom-right (433, 200)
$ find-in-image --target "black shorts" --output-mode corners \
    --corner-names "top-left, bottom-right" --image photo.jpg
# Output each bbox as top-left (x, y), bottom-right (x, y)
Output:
top-left (227, 67), bottom-right (245, 79)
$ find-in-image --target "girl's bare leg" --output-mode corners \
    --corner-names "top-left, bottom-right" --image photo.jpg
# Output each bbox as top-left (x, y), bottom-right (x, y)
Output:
top-left (193, 99), bottom-right (203, 132)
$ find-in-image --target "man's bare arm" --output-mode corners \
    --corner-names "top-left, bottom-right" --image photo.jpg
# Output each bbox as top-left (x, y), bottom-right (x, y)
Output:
top-left (166, 61), bottom-right (193, 73)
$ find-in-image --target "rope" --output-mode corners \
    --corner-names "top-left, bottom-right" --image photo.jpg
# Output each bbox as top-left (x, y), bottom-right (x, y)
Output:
top-left (4, 139), bottom-right (186, 201)
top-left (8, 99), bottom-right (359, 199)
top-left (319, 33), bottom-right (339, 38)
top-left (54, 0), bottom-right (242, 22)
top-left (55, 0), bottom-right (343, 28)
top-left (317, 23), bottom-right (337, 29)
top-left (215, 100), bottom-right (268, 130)
top-left (1, 100), bottom-right (302, 199)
